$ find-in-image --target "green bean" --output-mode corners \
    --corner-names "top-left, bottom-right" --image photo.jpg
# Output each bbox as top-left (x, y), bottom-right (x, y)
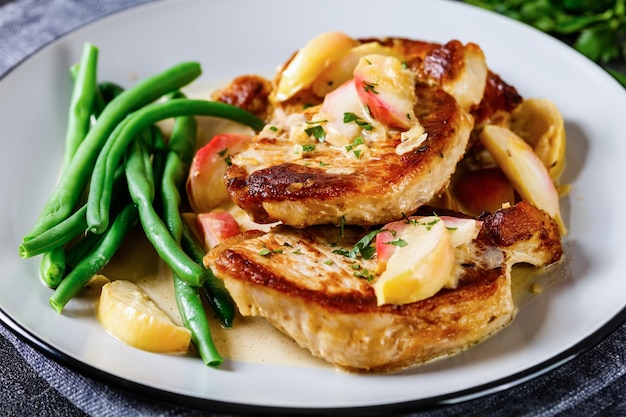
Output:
top-left (65, 228), bottom-right (101, 270)
top-left (173, 275), bottom-right (223, 366)
top-left (161, 108), bottom-right (223, 364)
top-left (181, 223), bottom-right (236, 328)
top-left (39, 247), bottom-right (66, 288)
top-left (20, 161), bottom-right (131, 259)
top-left (125, 138), bottom-right (207, 287)
top-left (61, 43), bottom-right (98, 174)
top-left (94, 82), bottom-right (125, 115)
top-left (23, 61), bottom-right (202, 240)
top-left (19, 205), bottom-right (88, 258)
top-left (36, 44), bottom-right (98, 284)
top-left (87, 99), bottom-right (264, 234)
top-left (149, 125), bottom-right (168, 217)
top-left (49, 203), bottom-right (138, 313)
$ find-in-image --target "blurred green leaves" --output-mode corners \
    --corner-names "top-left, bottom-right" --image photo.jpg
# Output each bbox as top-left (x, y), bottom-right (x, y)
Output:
top-left (464, 0), bottom-right (626, 87)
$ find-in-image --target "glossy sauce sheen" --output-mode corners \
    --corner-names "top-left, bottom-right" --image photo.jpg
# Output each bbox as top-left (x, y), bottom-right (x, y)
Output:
top-left (95, 222), bottom-right (565, 369)
top-left (100, 226), bottom-right (330, 369)
top-left (94, 86), bottom-right (560, 369)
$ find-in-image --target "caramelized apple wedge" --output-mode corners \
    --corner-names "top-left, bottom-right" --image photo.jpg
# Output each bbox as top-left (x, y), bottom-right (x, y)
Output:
top-left (373, 217), bottom-right (457, 306)
top-left (317, 79), bottom-right (372, 147)
top-left (509, 98), bottom-right (566, 182)
top-left (453, 168), bottom-right (515, 216)
top-left (186, 133), bottom-right (252, 213)
top-left (274, 31), bottom-right (358, 102)
top-left (353, 54), bottom-right (417, 129)
top-left (480, 124), bottom-right (566, 234)
top-left (376, 216), bottom-right (480, 274)
top-left (311, 41), bottom-right (402, 97)
top-left (196, 211), bottom-right (242, 250)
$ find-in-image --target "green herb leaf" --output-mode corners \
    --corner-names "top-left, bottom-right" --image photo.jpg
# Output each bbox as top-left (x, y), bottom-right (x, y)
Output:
top-left (349, 229), bottom-right (385, 260)
top-left (304, 125), bottom-right (326, 142)
top-left (354, 268), bottom-right (376, 281)
top-left (343, 112), bottom-right (374, 130)
top-left (362, 81), bottom-right (379, 94)
top-left (388, 238), bottom-right (408, 247)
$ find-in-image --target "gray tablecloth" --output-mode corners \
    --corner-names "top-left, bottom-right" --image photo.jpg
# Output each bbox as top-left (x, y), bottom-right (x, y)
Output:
top-left (1, 1), bottom-right (625, 416)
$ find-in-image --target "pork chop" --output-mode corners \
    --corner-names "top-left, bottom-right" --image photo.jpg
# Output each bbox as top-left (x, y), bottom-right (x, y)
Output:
top-left (205, 201), bottom-right (563, 373)
top-left (222, 37), bottom-right (487, 228)
top-left (226, 82), bottom-right (473, 227)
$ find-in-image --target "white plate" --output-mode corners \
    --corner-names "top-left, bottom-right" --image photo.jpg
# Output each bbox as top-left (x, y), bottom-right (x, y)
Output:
top-left (1, 0), bottom-right (625, 413)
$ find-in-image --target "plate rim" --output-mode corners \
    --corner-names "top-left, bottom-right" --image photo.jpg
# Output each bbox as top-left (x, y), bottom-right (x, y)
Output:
top-left (2, 0), bottom-right (626, 413)
top-left (3, 304), bottom-right (625, 414)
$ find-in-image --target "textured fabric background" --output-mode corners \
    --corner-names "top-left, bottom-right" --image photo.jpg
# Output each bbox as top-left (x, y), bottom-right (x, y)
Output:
top-left (1, 1), bottom-right (625, 416)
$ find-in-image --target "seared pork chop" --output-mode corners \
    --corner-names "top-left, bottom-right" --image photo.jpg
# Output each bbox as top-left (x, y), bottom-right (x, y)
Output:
top-left (205, 201), bottom-right (563, 373)
top-left (221, 37), bottom-right (488, 228)
top-left (226, 83), bottom-right (473, 227)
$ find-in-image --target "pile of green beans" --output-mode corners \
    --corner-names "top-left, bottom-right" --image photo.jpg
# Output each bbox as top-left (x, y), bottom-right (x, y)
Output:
top-left (18, 42), bottom-right (264, 366)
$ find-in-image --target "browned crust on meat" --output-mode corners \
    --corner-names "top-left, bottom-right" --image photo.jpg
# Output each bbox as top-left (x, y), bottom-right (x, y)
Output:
top-left (478, 200), bottom-right (563, 265)
top-left (226, 82), bottom-right (471, 226)
top-left (362, 37), bottom-right (522, 122)
top-left (206, 203), bottom-right (562, 373)
top-left (212, 37), bottom-right (521, 127)
top-left (471, 71), bottom-right (523, 125)
top-left (212, 74), bottom-right (273, 119)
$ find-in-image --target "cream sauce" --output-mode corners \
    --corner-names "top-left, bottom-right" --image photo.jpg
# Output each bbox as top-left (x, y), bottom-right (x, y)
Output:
top-left (96, 224), bottom-right (567, 369)
top-left (100, 226), bottom-right (330, 370)
top-left (92, 84), bottom-right (567, 370)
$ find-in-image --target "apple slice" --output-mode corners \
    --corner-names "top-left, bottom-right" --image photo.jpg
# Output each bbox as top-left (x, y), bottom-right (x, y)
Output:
top-left (375, 216), bottom-right (478, 274)
top-left (440, 42), bottom-right (488, 109)
top-left (374, 221), bottom-right (408, 274)
top-left (509, 98), bottom-right (566, 182)
top-left (480, 124), bottom-right (566, 234)
top-left (373, 217), bottom-right (456, 306)
top-left (317, 79), bottom-right (372, 147)
top-left (353, 54), bottom-right (417, 129)
top-left (438, 216), bottom-right (481, 247)
top-left (453, 168), bottom-right (515, 216)
top-left (186, 133), bottom-right (252, 213)
top-left (274, 31), bottom-right (358, 102)
top-left (97, 280), bottom-right (191, 353)
top-left (311, 41), bottom-right (402, 97)
top-left (196, 211), bottom-right (242, 250)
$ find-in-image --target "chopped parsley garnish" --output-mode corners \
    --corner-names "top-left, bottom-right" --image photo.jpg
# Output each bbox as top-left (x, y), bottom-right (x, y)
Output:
top-left (388, 238), bottom-right (408, 247)
top-left (302, 144), bottom-right (316, 152)
top-left (345, 229), bottom-right (385, 260)
top-left (304, 125), bottom-right (326, 142)
top-left (217, 148), bottom-right (232, 166)
top-left (343, 112), bottom-right (373, 130)
top-left (362, 81), bottom-right (379, 94)
top-left (259, 247), bottom-right (283, 256)
top-left (401, 213), bottom-right (443, 230)
top-left (323, 259), bottom-right (334, 265)
top-left (354, 268), bottom-right (375, 281)
top-left (332, 247), bottom-right (350, 257)
top-left (353, 150), bottom-right (362, 159)
top-left (269, 125), bottom-right (278, 132)
top-left (344, 136), bottom-right (364, 152)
